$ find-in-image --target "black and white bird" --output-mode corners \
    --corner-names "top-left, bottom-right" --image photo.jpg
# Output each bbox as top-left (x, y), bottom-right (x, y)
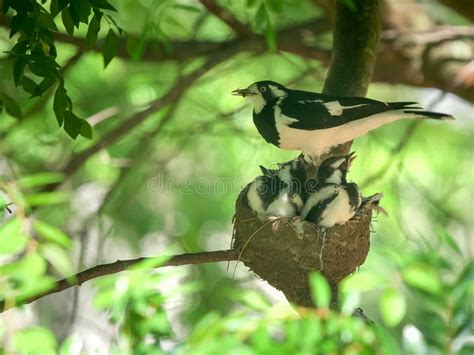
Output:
top-left (246, 158), bottom-right (306, 218)
top-left (232, 81), bottom-right (454, 160)
top-left (301, 154), bottom-right (361, 228)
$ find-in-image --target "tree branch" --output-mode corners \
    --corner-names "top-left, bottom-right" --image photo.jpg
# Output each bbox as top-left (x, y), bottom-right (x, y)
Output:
top-left (320, 0), bottom-right (380, 305)
top-left (323, 0), bottom-right (380, 96)
top-left (1, 249), bottom-right (238, 312)
top-left (42, 56), bottom-right (225, 192)
top-left (199, 0), bottom-right (251, 36)
top-left (2, 14), bottom-right (471, 100)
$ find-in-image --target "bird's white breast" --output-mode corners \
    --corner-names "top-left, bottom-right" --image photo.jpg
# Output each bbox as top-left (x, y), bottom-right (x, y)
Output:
top-left (266, 192), bottom-right (302, 217)
top-left (274, 108), bottom-right (415, 157)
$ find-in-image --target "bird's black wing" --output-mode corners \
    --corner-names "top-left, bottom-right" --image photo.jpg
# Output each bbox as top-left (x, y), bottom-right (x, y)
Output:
top-left (281, 90), bottom-right (419, 130)
top-left (305, 189), bottom-right (339, 223)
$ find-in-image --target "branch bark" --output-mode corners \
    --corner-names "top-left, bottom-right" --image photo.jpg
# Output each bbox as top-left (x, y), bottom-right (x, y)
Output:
top-left (199, 0), bottom-right (251, 36)
top-left (1, 249), bottom-right (238, 312)
top-left (323, 0), bottom-right (380, 96)
top-left (1, 15), bottom-right (471, 101)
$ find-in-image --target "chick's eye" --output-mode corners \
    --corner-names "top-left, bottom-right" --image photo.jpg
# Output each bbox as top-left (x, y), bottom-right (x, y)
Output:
top-left (259, 87), bottom-right (266, 93)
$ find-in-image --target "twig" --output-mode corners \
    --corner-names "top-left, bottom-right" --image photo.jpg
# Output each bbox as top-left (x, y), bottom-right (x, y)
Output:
top-left (360, 91), bottom-right (448, 188)
top-left (43, 56), bottom-right (224, 192)
top-left (199, 0), bottom-right (251, 36)
top-left (0, 249), bottom-right (238, 312)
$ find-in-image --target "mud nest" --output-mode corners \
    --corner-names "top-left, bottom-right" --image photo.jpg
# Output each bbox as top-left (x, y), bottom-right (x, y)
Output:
top-left (233, 187), bottom-right (373, 307)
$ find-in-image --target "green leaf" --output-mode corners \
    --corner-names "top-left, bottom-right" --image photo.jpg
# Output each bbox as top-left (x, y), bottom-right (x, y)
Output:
top-left (64, 110), bottom-right (82, 138)
top-left (51, 0), bottom-right (71, 18)
top-left (173, 4), bottom-right (201, 13)
top-left (86, 12), bottom-right (102, 48)
top-left (61, 5), bottom-right (75, 36)
top-left (379, 288), bottom-right (407, 327)
top-left (310, 272), bottom-right (331, 308)
top-left (68, 1), bottom-right (81, 28)
top-left (35, 76), bottom-right (57, 97)
top-left (13, 56), bottom-right (28, 86)
top-left (341, 271), bottom-right (386, 292)
top-left (39, 243), bottom-right (73, 277)
top-left (265, 0), bottom-right (284, 13)
top-left (102, 28), bottom-right (119, 68)
top-left (75, 0), bottom-right (91, 24)
top-left (90, 0), bottom-right (117, 12)
top-left (0, 218), bottom-right (29, 256)
top-left (254, 3), bottom-right (267, 31)
top-left (1, 92), bottom-right (22, 118)
top-left (403, 263), bottom-right (442, 294)
top-left (18, 172), bottom-right (66, 188)
top-left (231, 290), bottom-right (270, 311)
top-left (2, 0), bottom-right (12, 14)
top-left (265, 20), bottom-right (276, 51)
top-left (13, 327), bottom-right (57, 354)
top-left (80, 119), bottom-right (93, 139)
top-left (21, 76), bottom-right (38, 95)
top-left (38, 10), bottom-right (59, 31)
top-left (53, 84), bottom-right (68, 126)
top-left (26, 191), bottom-right (71, 207)
top-left (339, 0), bottom-right (357, 11)
top-left (28, 61), bottom-right (54, 78)
top-left (436, 231), bottom-right (462, 255)
top-left (33, 220), bottom-right (72, 249)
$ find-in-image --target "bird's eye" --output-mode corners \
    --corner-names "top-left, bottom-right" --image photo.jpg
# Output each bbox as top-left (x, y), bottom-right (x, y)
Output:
top-left (260, 87), bottom-right (267, 93)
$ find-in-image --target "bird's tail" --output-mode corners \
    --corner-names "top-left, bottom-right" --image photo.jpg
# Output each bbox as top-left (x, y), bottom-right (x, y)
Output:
top-left (362, 193), bottom-right (388, 216)
top-left (387, 101), bottom-right (454, 120)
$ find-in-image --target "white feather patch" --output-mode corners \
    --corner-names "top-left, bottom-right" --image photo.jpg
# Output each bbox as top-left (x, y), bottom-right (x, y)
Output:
top-left (269, 85), bottom-right (287, 98)
top-left (248, 94), bottom-right (266, 114)
top-left (324, 101), bottom-right (369, 117)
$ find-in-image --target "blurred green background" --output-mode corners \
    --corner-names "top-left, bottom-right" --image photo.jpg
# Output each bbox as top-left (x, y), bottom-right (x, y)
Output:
top-left (1, 0), bottom-right (473, 353)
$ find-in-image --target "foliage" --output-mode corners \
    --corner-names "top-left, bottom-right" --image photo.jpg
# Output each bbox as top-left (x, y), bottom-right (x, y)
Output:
top-left (1, 0), bottom-right (473, 354)
top-left (1, 0), bottom-right (119, 138)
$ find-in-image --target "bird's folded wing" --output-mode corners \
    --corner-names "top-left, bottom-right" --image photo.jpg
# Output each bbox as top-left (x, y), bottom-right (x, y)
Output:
top-left (305, 190), bottom-right (339, 222)
top-left (281, 91), bottom-right (418, 130)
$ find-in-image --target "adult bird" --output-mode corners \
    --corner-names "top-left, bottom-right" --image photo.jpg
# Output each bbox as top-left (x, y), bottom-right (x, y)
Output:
top-left (232, 80), bottom-right (454, 160)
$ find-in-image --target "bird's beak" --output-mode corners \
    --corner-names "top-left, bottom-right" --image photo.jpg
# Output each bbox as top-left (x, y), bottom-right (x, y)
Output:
top-left (232, 88), bottom-right (254, 97)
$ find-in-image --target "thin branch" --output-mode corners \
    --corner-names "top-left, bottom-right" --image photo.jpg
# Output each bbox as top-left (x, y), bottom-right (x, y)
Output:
top-left (1, 249), bottom-right (238, 312)
top-left (0, 15), bottom-right (330, 63)
top-left (43, 56), bottom-right (224, 192)
top-left (98, 101), bottom-right (182, 212)
top-left (199, 0), bottom-right (251, 36)
top-left (2, 14), bottom-right (471, 100)
top-left (360, 91), bottom-right (448, 189)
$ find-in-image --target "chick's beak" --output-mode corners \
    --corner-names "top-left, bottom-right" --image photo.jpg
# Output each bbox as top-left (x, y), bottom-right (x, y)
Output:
top-left (232, 88), bottom-right (253, 97)
top-left (346, 152), bottom-right (357, 168)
